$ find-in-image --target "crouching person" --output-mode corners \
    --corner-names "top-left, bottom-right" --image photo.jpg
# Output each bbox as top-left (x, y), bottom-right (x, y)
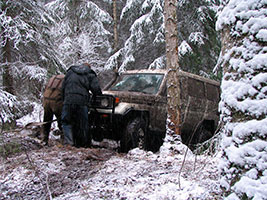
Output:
top-left (61, 63), bottom-right (102, 147)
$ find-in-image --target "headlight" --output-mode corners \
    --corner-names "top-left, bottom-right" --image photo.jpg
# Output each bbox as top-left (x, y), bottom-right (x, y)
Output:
top-left (89, 94), bottom-right (115, 109)
top-left (101, 98), bottom-right (109, 107)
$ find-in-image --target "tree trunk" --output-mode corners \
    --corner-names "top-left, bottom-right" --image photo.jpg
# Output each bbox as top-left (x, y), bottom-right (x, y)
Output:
top-left (2, 38), bottom-right (14, 94)
top-left (2, 1), bottom-right (15, 94)
top-left (113, 0), bottom-right (118, 52)
top-left (164, 0), bottom-right (181, 135)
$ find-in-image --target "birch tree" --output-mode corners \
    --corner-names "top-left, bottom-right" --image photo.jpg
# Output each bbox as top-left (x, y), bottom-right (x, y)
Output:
top-left (217, 0), bottom-right (267, 199)
top-left (164, 0), bottom-right (181, 135)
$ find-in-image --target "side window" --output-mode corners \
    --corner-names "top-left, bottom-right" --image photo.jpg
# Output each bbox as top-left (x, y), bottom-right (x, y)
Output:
top-left (188, 78), bottom-right (205, 98)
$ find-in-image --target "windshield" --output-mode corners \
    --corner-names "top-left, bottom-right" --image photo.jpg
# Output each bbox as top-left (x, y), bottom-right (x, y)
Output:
top-left (109, 73), bottom-right (164, 94)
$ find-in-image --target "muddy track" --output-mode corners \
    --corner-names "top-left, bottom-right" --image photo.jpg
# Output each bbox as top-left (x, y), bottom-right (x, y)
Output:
top-left (0, 138), bottom-right (118, 199)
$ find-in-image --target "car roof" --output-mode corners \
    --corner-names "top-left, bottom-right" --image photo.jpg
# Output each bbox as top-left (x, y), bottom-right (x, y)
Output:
top-left (121, 69), bottom-right (168, 74)
top-left (120, 69), bottom-right (220, 86)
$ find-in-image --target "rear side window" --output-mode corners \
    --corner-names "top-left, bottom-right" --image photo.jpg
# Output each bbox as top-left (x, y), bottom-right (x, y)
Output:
top-left (206, 83), bottom-right (219, 101)
top-left (188, 77), bottom-right (205, 98)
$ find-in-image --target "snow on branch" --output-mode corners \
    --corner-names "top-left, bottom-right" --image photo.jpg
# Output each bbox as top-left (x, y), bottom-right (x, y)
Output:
top-left (110, 0), bottom-right (164, 71)
top-left (217, 0), bottom-right (267, 199)
top-left (0, 89), bottom-right (33, 123)
top-left (0, 12), bottom-right (35, 49)
top-left (179, 41), bottom-right (192, 56)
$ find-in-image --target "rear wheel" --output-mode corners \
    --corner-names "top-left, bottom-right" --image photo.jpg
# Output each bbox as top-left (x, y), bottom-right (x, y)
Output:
top-left (120, 117), bottom-right (146, 153)
top-left (184, 120), bottom-right (215, 151)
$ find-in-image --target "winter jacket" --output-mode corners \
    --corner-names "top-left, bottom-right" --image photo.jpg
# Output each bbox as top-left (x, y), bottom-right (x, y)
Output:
top-left (62, 64), bottom-right (102, 105)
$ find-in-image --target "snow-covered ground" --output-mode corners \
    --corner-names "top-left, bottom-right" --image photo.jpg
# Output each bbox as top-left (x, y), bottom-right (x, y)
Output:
top-left (0, 104), bottom-right (222, 199)
top-left (59, 144), bottom-right (222, 200)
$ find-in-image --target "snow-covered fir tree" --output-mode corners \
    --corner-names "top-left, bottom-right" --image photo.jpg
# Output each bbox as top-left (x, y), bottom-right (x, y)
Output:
top-left (46, 0), bottom-right (220, 75)
top-left (216, 0), bottom-right (267, 199)
top-left (105, 0), bottom-right (220, 75)
top-left (0, 0), bottom-right (60, 122)
top-left (46, 0), bottom-right (113, 70)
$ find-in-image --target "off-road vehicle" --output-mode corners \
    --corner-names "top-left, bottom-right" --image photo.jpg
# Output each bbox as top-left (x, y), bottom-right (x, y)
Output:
top-left (89, 69), bottom-right (220, 153)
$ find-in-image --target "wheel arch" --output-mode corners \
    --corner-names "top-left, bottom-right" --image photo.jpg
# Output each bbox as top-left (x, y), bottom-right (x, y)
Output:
top-left (119, 109), bottom-right (150, 153)
top-left (122, 108), bottom-right (149, 128)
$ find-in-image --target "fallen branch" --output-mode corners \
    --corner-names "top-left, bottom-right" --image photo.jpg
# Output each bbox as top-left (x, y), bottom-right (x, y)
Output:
top-left (8, 119), bottom-right (57, 134)
top-left (23, 145), bottom-right (53, 200)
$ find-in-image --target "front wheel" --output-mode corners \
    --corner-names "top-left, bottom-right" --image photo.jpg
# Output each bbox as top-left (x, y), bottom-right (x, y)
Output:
top-left (120, 117), bottom-right (146, 153)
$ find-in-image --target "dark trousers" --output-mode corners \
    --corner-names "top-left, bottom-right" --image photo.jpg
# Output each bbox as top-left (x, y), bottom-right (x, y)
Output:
top-left (61, 104), bottom-right (91, 147)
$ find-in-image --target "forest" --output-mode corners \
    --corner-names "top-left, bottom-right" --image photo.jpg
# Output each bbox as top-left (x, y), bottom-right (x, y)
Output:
top-left (0, 0), bottom-right (266, 199)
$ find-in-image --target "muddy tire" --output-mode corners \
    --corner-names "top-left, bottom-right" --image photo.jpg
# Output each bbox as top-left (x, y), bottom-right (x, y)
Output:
top-left (185, 121), bottom-right (214, 151)
top-left (145, 131), bottom-right (165, 153)
top-left (120, 117), bottom-right (146, 153)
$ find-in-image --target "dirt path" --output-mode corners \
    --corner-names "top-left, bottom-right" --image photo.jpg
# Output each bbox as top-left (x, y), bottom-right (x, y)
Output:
top-left (0, 137), bottom-right (117, 199)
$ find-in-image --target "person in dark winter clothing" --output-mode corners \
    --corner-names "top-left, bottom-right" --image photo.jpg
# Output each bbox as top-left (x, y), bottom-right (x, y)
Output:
top-left (61, 63), bottom-right (102, 147)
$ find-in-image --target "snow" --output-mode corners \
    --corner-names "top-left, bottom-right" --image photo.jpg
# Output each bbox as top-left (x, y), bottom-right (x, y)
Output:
top-left (46, 0), bottom-right (112, 68)
top-left (179, 41), bottom-right (192, 56)
top-left (21, 65), bottom-right (47, 82)
top-left (1, 0), bottom-right (266, 199)
top-left (148, 56), bottom-right (165, 69)
top-left (120, 0), bottom-right (144, 21)
top-left (216, 0), bottom-right (267, 199)
top-left (220, 79), bottom-right (267, 117)
top-left (0, 89), bottom-right (17, 122)
top-left (53, 146), bottom-right (221, 200)
top-left (234, 176), bottom-right (267, 200)
top-left (0, 90), bottom-right (33, 123)
top-left (0, 3), bottom-right (42, 49)
top-left (256, 29), bottom-right (267, 41)
top-left (189, 32), bottom-right (205, 46)
top-left (106, 0), bottom-right (165, 71)
top-left (216, 0), bottom-right (267, 32)
top-left (84, 1), bottom-right (113, 23)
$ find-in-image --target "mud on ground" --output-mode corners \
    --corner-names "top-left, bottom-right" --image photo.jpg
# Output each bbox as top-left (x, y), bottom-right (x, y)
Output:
top-left (0, 131), bottom-right (118, 200)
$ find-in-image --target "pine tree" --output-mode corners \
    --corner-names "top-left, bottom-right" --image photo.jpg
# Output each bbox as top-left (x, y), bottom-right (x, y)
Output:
top-left (1, 0), bottom-right (61, 94)
top-left (1, 1), bottom-right (15, 95)
top-left (217, 0), bottom-right (267, 199)
top-left (105, 0), bottom-right (220, 76)
top-left (0, 0), bottom-right (58, 122)
top-left (46, 0), bottom-right (113, 69)
top-left (164, 0), bottom-right (181, 135)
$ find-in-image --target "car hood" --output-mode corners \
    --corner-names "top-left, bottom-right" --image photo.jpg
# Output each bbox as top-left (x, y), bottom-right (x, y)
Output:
top-left (103, 90), bottom-right (158, 105)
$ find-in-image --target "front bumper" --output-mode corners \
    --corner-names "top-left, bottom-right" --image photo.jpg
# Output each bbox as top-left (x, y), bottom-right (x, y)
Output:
top-left (88, 108), bottom-right (123, 141)
top-left (88, 94), bottom-right (123, 140)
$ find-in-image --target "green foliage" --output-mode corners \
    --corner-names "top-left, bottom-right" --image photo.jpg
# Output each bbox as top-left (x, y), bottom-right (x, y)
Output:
top-left (1, 120), bottom-right (17, 131)
top-left (177, 0), bottom-right (221, 75)
top-left (208, 70), bottom-right (222, 81)
top-left (0, 141), bottom-right (22, 158)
